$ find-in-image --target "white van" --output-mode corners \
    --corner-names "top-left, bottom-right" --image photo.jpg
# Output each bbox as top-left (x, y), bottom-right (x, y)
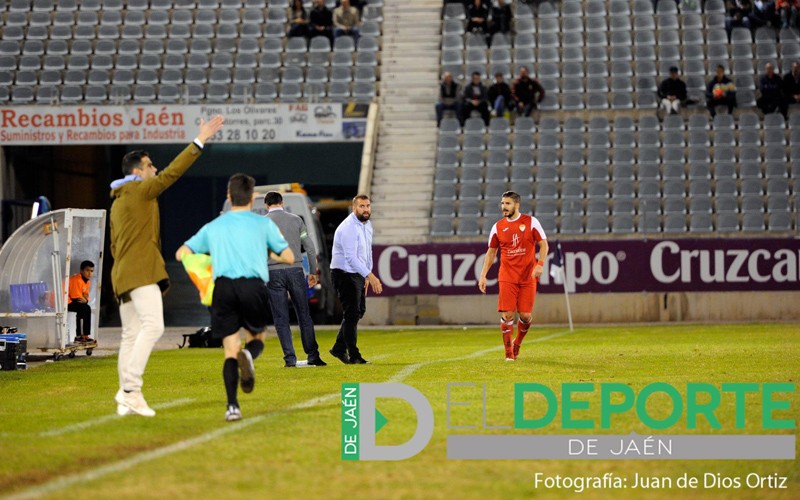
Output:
top-left (222, 184), bottom-right (336, 323)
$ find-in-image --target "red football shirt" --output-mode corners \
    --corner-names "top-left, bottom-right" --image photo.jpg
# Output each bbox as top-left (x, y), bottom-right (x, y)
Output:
top-left (488, 213), bottom-right (547, 284)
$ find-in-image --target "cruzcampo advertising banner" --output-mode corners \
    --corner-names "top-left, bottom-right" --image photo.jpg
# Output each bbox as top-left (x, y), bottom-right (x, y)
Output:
top-left (373, 238), bottom-right (800, 295)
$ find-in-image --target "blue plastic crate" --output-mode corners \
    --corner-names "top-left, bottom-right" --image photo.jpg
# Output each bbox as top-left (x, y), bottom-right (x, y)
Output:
top-left (0, 333), bottom-right (27, 370)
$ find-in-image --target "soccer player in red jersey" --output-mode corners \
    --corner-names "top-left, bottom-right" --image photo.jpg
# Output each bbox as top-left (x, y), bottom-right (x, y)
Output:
top-left (478, 191), bottom-right (548, 361)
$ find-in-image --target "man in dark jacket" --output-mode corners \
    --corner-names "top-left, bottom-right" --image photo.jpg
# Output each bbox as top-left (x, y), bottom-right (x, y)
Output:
top-left (488, 72), bottom-right (515, 118)
top-left (466, 0), bottom-right (490, 33)
top-left (435, 71), bottom-right (461, 127)
top-left (725, 0), bottom-right (752, 39)
top-left (658, 66), bottom-right (688, 116)
top-left (511, 66), bottom-right (545, 117)
top-left (462, 71), bottom-right (491, 126)
top-left (783, 60), bottom-right (800, 111)
top-left (757, 62), bottom-right (788, 118)
top-left (490, 0), bottom-right (513, 36)
top-left (309, 0), bottom-right (333, 43)
top-left (111, 115), bottom-right (225, 417)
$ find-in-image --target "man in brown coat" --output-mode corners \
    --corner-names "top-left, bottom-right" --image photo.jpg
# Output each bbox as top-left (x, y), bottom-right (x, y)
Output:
top-left (110, 115), bottom-right (224, 417)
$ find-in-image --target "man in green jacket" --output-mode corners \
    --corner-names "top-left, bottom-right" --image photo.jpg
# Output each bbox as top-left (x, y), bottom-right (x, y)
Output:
top-left (110, 115), bottom-right (224, 417)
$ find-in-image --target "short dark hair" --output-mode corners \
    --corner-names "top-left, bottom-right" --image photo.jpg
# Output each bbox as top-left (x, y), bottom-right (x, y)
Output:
top-left (228, 173), bottom-right (255, 207)
top-left (717, 64), bottom-right (725, 71)
top-left (352, 194), bottom-right (370, 205)
top-left (494, 72), bottom-right (503, 77)
top-left (669, 66), bottom-right (679, 73)
top-left (472, 71), bottom-right (481, 77)
top-left (501, 191), bottom-right (521, 204)
top-left (264, 191), bottom-right (283, 207)
top-left (80, 260), bottom-right (94, 270)
top-left (121, 150), bottom-right (149, 175)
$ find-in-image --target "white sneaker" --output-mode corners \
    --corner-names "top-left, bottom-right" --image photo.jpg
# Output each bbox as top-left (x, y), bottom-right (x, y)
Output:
top-left (225, 405), bottom-right (242, 422)
top-left (121, 391), bottom-right (156, 417)
top-left (505, 357), bottom-right (515, 362)
top-left (114, 389), bottom-right (132, 416)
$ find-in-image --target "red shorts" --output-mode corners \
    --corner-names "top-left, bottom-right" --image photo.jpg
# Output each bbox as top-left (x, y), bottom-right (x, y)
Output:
top-left (497, 281), bottom-right (537, 313)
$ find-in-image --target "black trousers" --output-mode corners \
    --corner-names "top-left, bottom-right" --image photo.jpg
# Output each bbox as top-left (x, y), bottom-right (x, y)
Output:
top-left (67, 301), bottom-right (91, 336)
top-left (331, 269), bottom-right (366, 359)
top-left (462, 100), bottom-right (491, 126)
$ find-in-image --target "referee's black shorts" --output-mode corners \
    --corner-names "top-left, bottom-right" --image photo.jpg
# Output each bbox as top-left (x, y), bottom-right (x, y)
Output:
top-left (211, 277), bottom-right (270, 339)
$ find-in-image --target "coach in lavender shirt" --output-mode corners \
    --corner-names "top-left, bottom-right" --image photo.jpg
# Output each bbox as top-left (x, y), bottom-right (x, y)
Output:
top-left (329, 194), bottom-right (383, 364)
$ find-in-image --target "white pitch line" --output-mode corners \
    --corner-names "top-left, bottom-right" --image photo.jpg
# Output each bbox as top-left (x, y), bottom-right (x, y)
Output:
top-left (39, 398), bottom-right (195, 438)
top-left (10, 329), bottom-right (574, 500)
top-left (8, 416), bottom-right (270, 500)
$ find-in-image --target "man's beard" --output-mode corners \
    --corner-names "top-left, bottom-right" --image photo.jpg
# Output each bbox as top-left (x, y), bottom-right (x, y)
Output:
top-left (504, 208), bottom-right (517, 219)
top-left (356, 212), bottom-right (371, 222)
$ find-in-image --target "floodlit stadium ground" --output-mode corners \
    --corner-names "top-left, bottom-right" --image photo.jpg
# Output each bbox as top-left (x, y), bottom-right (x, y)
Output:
top-left (1, 324), bottom-right (798, 499)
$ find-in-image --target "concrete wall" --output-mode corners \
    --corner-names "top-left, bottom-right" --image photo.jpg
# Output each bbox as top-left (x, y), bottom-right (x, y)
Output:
top-left (361, 292), bottom-right (800, 325)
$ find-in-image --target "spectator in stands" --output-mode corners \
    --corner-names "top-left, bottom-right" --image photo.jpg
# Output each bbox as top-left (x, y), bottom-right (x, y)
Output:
top-left (333, 0), bottom-right (361, 44)
top-left (436, 72), bottom-right (462, 127)
top-left (490, 0), bottom-right (513, 36)
top-left (776, 0), bottom-right (799, 28)
top-left (462, 71), bottom-right (491, 126)
top-left (466, 0), bottom-right (490, 33)
top-left (488, 71), bottom-right (515, 118)
top-left (658, 66), bottom-right (688, 117)
top-left (749, 0), bottom-right (776, 30)
top-left (725, 0), bottom-right (752, 39)
top-left (783, 60), bottom-right (800, 109)
top-left (706, 65), bottom-right (737, 117)
top-left (287, 0), bottom-right (309, 38)
top-left (757, 63), bottom-right (788, 118)
top-left (511, 66), bottom-right (545, 117)
top-left (309, 0), bottom-right (334, 43)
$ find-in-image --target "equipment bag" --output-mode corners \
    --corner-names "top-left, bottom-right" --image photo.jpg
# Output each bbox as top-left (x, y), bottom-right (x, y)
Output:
top-left (178, 327), bottom-right (222, 349)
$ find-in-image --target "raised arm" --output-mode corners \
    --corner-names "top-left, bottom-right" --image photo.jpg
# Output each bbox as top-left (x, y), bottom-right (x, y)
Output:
top-left (141, 115), bottom-right (226, 199)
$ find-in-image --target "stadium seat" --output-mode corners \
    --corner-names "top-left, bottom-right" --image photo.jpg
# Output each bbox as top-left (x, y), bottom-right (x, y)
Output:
top-left (431, 218), bottom-right (454, 237)
top-left (742, 213), bottom-right (765, 231)
top-left (716, 213), bottom-right (740, 231)
top-left (768, 213), bottom-right (792, 231)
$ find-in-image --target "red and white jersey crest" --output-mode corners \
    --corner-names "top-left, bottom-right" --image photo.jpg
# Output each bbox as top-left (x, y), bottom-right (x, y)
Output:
top-left (488, 214), bottom-right (547, 283)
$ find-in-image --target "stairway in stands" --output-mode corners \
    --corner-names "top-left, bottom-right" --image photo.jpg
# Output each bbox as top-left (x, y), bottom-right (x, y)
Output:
top-left (369, 0), bottom-right (441, 244)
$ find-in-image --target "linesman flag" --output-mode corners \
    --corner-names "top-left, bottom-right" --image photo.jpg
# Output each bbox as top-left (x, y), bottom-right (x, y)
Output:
top-left (549, 241), bottom-right (574, 331)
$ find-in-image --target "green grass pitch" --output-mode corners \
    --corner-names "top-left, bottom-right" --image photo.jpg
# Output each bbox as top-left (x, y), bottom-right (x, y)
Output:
top-left (0, 324), bottom-right (798, 499)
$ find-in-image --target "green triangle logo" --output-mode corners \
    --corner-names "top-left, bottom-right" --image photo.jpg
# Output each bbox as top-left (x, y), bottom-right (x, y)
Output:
top-left (375, 408), bottom-right (388, 433)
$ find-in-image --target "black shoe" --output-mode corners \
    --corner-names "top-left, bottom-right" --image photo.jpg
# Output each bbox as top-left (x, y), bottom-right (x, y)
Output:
top-left (307, 357), bottom-right (328, 366)
top-left (238, 350), bottom-right (255, 394)
top-left (284, 362), bottom-right (297, 368)
top-left (329, 349), bottom-right (350, 365)
top-left (349, 357), bottom-right (370, 365)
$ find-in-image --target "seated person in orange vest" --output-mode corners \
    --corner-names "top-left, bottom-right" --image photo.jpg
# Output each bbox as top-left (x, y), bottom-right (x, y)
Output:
top-left (68, 260), bottom-right (95, 343)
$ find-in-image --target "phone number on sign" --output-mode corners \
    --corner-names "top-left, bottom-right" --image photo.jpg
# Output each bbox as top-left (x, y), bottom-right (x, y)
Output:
top-left (210, 128), bottom-right (278, 142)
